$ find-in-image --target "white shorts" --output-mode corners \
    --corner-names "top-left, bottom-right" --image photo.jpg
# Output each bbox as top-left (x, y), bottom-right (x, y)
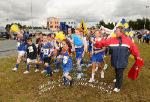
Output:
top-left (18, 51), bottom-right (26, 56)
top-left (27, 58), bottom-right (37, 63)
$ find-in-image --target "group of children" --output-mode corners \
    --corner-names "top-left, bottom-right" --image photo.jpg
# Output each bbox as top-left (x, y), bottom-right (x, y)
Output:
top-left (12, 28), bottom-right (107, 85)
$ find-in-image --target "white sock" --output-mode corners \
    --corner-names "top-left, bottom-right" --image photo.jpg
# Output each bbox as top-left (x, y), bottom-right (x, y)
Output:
top-left (100, 70), bottom-right (104, 78)
top-left (91, 73), bottom-right (95, 80)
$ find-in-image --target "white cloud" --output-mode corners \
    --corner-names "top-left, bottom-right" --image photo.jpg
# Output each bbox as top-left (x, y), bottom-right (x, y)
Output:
top-left (0, 0), bottom-right (149, 26)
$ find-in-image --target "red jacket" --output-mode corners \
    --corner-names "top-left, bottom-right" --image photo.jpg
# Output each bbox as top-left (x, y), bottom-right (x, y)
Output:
top-left (96, 34), bottom-right (140, 68)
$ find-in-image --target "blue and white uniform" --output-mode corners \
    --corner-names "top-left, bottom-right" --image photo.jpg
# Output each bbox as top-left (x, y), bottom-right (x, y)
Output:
top-left (92, 37), bottom-right (105, 63)
top-left (16, 33), bottom-right (29, 56)
top-left (62, 51), bottom-right (73, 74)
top-left (42, 42), bottom-right (53, 76)
top-left (17, 38), bottom-right (27, 56)
top-left (72, 34), bottom-right (84, 59)
top-left (42, 42), bottom-right (53, 63)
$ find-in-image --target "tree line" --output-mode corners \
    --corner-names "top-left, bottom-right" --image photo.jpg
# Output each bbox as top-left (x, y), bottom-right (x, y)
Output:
top-left (96, 18), bottom-right (150, 30)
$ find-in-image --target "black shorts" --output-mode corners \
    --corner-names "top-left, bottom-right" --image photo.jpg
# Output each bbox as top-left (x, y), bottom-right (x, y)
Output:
top-left (43, 57), bottom-right (51, 64)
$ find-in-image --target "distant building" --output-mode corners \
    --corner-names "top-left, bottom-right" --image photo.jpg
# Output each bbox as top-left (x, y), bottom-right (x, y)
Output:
top-left (47, 17), bottom-right (59, 31)
top-left (61, 19), bottom-right (77, 28)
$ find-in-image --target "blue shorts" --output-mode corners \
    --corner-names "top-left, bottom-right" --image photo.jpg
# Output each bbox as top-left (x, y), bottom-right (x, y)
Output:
top-left (92, 51), bottom-right (105, 63)
top-left (63, 67), bottom-right (72, 73)
top-left (88, 46), bottom-right (92, 53)
top-left (62, 58), bottom-right (72, 73)
top-left (75, 47), bottom-right (84, 59)
top-left (40, 53), bottom-right (44, 62)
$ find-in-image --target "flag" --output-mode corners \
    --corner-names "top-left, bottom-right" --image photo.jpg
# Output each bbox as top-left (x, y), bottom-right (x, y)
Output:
top-left (79, 19), bottom-right (88, 34)
top-left (128, 58), bottom-right (144, 80)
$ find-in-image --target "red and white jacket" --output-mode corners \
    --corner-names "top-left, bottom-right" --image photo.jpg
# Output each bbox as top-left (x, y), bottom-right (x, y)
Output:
top-left (95, 34), bottom-right (140, 69)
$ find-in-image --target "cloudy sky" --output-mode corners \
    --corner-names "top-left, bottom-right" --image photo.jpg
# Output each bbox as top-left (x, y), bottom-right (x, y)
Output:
top-left (0, 0), bottom-right (149, 26)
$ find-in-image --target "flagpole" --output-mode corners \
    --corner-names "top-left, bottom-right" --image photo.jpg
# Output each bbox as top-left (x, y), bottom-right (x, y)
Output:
top-left (31, 0), bottom-right (33, 29)
top-left (144, 0), bottom-right (150, 30)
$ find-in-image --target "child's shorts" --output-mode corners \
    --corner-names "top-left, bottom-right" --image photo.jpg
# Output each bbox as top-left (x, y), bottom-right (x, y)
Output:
top-left (75, 47), bottom-right (84, 59)
top-left (43, 57), bottom-right (51, 64)
top-left (18, 51), bottom-right (26, 56)
top-left (27, 58), bottom-right (37, 63)
top-left (92, 52), bottom-right (104, 63)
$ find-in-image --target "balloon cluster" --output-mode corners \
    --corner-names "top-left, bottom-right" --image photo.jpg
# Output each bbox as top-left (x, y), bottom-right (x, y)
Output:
top-left (111, 18), bottom-right (133, 38)
top-left (10, 24), bottom-right (20, 33)
top-left (55, 31), bottom-right (66, 42)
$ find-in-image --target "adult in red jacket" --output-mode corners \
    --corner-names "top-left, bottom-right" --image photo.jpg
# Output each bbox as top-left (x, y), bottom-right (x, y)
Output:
top-left (95, 26), bottom-right (141, 92)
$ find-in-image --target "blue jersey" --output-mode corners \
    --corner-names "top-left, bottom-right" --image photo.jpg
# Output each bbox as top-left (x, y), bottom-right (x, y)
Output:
top-left (17, 38), bottom-right (26, 51)
top-left (42, 42), bottom-right (53, 57)
top-left (72, 34), bottom-right (83, 47)
top-left (88, 36), bottom-right (95, 52)
top-left (62, 51), bottom-right (72, 73)
top-left (17, 33), bottom-right (29, 51)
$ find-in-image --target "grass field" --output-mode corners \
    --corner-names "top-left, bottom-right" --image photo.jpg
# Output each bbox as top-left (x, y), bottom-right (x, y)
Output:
top-left (0, 42), bottom-right (150, 102)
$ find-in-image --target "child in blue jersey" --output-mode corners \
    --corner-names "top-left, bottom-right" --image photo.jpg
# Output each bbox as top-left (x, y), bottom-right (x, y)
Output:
top-left (61, 39), bottom-right (73, 86)
top-left (71, 28), bottom-right (87, 79)
top-left (23, 38), bottom-right (39, 74)
top-left (12, 31), bottom-right (28, 71)
top-left (88, 30), bottom-right (106, 83)
top-left (41, 34), bottom-right (54, 78)
top-left (87, 35), bottom-right (95, 67)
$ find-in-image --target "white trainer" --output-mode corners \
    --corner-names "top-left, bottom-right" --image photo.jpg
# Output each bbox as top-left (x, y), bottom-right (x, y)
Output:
top-left (100, 71), bottom-right (104, 79)
top-left (113, 88), bottom-right (120, 92)
top-left (88, 78), bottom-right (95, 83)
top-left (35, 69), bottom-right (39, 72)
top-left (41, 70), bottom-right (46, 74)
top-left (77, 73), bottom-right (82, 79)
top-left (12, 67), bottom-right (18, 71)
top-left (113, 79), bottom-right (116, 83)
top-left (103, 64), bottom-right (108, 70)
top-left (23, 71), bottom-right (29, 74)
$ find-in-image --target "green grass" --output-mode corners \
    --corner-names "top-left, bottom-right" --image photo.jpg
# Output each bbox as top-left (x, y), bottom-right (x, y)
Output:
top-left (0, 42), bottom-right (150, 102)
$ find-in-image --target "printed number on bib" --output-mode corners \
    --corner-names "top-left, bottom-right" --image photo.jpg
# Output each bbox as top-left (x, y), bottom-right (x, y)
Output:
top-left (28, 46), bottom-right (34, 53)
top-left (43, 49), bottom-right (49, 55)
top-left (63, 56), bottom-right (68, 64)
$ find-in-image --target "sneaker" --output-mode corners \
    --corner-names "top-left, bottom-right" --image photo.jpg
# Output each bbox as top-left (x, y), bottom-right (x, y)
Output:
top-left (12, 67), bottom-right (18, 71)
top-left (113, 88), bottom-right (120, 92)
top-left (77, 73), bottom-right (82, 79)
top-left (103, 64), bottom-right (108, 70)
top-left (88, 78), bottom-right (95, 83)
top-left (113, 79), bottom-right (116, 83)
top-left (23, 71), bottom-right (29, 74)
top-left (53, 69), bottom-right (59, 73)
top-left (35, 69), bottom-right (39, 72)
top-left (100, 71), bottom-right (104, 79)
top-left (41, 70), bottom-right (46, 74)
